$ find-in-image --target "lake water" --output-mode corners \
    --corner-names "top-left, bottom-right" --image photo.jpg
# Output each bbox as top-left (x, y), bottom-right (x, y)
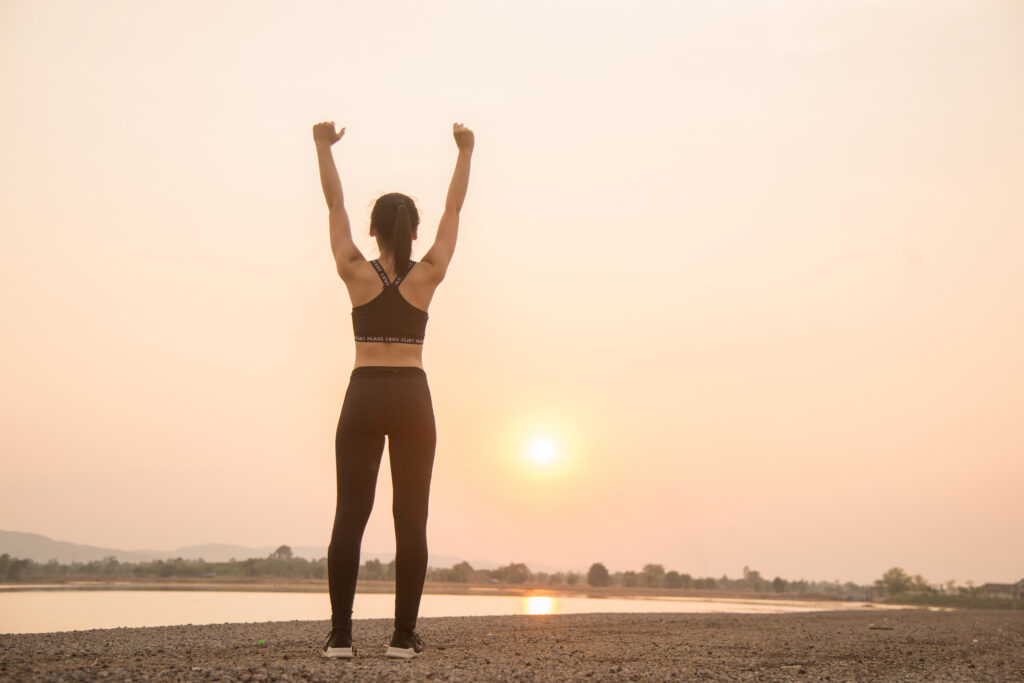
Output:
top-left (0, 588), bottom-right (895, 635)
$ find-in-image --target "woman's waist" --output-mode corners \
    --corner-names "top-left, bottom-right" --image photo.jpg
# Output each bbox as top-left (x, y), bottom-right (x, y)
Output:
top-left (353, 342), bottom-right (424, 371)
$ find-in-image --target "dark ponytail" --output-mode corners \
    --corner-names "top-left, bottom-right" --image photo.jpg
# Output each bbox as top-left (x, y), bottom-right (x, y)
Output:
top-left (391, 202), bottom-right (412, 279)
top-left (370, 192), bottom-right (419, 279)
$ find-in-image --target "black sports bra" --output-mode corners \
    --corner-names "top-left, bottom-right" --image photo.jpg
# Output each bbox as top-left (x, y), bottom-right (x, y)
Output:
top-left (351, 260), bottom-right (428, 345)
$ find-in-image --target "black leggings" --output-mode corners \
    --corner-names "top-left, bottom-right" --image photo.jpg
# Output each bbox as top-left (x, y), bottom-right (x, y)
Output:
top-left (328, 366), bottom-right (436, 633)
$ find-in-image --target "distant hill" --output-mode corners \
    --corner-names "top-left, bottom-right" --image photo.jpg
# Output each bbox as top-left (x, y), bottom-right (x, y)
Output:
top-left (0, 530), bottom-right (363, 564)
top-left (130, 542), bottom-right (334, 564)
top-left (0, 530), bottom-right (570, 573)
top-left (0, 530), bottom-right (160, 564)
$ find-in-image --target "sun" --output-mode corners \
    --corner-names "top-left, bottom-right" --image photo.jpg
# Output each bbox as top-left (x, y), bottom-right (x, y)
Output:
top-left (529, 439), bottom-right (556, 465)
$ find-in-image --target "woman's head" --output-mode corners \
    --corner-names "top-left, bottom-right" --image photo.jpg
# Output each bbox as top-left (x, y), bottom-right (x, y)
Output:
top-left (370, 192), bottom-right (419, 277)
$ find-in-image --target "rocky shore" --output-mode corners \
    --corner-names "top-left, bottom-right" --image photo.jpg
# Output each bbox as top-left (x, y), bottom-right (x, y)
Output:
top-left (2, 609), bottom-right (1021, 681)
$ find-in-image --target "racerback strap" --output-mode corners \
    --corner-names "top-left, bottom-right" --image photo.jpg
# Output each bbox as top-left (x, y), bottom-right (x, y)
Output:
top-left (370, 259), bottom-right (391, 286)
top-left (371, 259), bottom-right (417, 287)
top-left (392, 260), bottom-right (417, 286)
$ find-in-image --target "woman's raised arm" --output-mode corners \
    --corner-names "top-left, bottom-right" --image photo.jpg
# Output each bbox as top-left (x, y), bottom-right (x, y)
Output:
top-left (313, 121), bottom-right (363, 278)
top-left (421, 123), bottom-right (474, 282)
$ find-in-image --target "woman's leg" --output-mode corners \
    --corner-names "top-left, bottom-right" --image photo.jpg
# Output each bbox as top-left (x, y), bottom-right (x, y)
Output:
top-left (387, 375), bottom-right (437, 633)
top-left (328, 378), bottom-right (386, 629)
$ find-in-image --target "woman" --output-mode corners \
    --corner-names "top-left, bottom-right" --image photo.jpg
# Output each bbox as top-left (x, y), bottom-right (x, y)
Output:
top-left (313, 120), bottom-right (474, 660)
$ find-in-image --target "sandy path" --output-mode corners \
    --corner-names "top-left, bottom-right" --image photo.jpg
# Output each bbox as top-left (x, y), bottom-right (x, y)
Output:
top-left (2, 609), bottom-right (1022, 681)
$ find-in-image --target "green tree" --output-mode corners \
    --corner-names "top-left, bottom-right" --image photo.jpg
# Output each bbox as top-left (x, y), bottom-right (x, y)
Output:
top-left (879, 567), bottom-right (912, 596)
top-left (446, 561), bottom-right (474, 582)
top-left (566, 571), bottom-right (581, 586)
top-left (587, 563), bottom-right (610, 587)
top-left (664, 570), bottom-right (682, 589)
top-left (742, 566), bottom-right (766, 591)
top-left (0, 553), bottom-right (30, 581)
top-left (911, 574), bottom-right (935, 594)
top-left (643, 563), bottom-right (665, 588)
top-left (498, 562), bottom-right (531, 584)
top-left (311, 561), bottom-right (326, 580)
top-left (360, 559), bottom-right (386, 580)
top-left (269, 545), bottom-right (293, 560)
top-left (623, 571), bottom-right (639, 588)
top-left (772, 576), bottom-right (787, 593)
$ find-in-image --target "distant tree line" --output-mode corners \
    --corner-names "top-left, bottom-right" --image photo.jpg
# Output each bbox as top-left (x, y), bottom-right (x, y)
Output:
top-left (424, 561), bottom-right (582, 586)
top-left (874, 566), bottom-right (1019, 609)
top-left (1, 551), bottom-right (1015, 608)
top-left (426, 561), bottom-right (872, 600)
top-left (0, 547), bottom-right (328, 581)
top-left (583, 563), bottom-right (871, 599)
top-left (0, 551), bottom-right (883, 601)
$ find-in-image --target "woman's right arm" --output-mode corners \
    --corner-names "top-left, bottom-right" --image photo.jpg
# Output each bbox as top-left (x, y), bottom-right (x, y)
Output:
top-left (313, 121), bottom-right (363, 279)
top-left (422, 123), bottom-right (474, 282)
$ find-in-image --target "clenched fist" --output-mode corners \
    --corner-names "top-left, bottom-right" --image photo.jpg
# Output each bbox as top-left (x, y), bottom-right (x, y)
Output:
top-left (453, 122), bottom-right (474, 153)
top-left (313, 121), bottom-right (345, 147)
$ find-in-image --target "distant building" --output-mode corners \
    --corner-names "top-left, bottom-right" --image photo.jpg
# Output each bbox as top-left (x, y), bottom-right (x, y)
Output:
top-left (981, 581), bottom-right (1022, 600)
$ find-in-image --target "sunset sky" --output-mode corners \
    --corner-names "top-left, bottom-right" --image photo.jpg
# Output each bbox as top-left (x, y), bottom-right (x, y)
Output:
top-left (1, 0), bottom-right (1021, 586)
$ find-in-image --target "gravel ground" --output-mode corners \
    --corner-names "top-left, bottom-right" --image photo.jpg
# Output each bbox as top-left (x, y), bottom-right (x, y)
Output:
top-left (2, 609), bottom-right (1022, 681)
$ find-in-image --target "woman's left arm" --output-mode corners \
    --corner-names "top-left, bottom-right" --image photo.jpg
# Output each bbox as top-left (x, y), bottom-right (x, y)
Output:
top-left (421, 123), bottom-right (474, 283)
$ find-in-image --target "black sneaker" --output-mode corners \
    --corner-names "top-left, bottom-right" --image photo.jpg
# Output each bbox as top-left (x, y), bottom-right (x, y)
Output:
top-left (385, 629), bottom-right (424, 659)
top-left (322, 625), bottom-right (356, 659)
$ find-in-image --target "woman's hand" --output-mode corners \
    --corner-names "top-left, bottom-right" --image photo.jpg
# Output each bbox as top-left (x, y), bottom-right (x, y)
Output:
top-left (313, 121), bottom-right (345, 148)
top-left (453, 122), bottom-right (474, 153)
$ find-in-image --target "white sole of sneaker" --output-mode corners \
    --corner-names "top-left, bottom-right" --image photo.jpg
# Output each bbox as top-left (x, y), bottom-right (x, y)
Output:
top-left (385, 646), bottom-right (419, 659)
top-left (323, 647), bottom-right (355, 659)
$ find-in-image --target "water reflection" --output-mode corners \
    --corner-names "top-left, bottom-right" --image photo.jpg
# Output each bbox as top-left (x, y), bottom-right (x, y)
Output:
top-left (0, 590), bottom-right (912, 634)
top-left (522, 595), bottom-right (557, 615)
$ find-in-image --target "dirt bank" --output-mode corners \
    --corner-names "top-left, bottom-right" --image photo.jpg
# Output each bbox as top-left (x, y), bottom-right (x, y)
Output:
top-left (2, 609), bottom-right (1021, 681)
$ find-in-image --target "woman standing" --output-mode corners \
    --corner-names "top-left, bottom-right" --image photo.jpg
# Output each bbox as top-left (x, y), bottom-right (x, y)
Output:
top-left (313, 121), bottom-right (474, 659)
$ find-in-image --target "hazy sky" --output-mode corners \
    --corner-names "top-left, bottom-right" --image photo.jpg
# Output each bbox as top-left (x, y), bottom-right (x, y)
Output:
top-left (1, 0), bottom-right (1022, 586)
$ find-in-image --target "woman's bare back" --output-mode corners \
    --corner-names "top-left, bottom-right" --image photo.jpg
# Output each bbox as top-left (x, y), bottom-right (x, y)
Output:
top-left (345, 258), bottom-right (440, 368)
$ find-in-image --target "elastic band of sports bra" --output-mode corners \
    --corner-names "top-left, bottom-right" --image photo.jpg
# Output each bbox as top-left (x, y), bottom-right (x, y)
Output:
top-left (354, 335), bottom-right (424, 344)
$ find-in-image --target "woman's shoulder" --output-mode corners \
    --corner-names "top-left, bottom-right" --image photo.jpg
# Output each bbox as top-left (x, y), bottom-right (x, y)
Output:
top-left (344, 259), bottom-right (391, 304)
top-left (397, 260), bottom-right (439, 311)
